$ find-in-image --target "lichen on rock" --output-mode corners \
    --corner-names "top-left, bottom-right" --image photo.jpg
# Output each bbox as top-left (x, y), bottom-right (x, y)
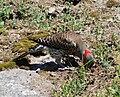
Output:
top-left (0, 61), bottom-right (17, 71)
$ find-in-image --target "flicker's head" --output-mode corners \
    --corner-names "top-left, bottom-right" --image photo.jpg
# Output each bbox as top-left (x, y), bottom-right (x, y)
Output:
top-left (75, 47), bottom-right (94, 67)
top-left (83, 49), bottom-right (94, 67)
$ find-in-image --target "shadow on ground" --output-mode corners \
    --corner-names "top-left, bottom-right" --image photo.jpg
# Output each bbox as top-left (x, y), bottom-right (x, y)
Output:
top-left (14, 58), bottom-right (61, 71)
top-left (14, 57), bottom-right (79, 71)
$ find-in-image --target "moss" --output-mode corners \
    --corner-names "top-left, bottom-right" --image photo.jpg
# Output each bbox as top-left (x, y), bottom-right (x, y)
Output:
top-left (0, 28), bottom-right (8, 36)
top-left (12, 38), bottom-right (36, 53)
top-left (12, 32), bottom-right (49, 53)
top-left (0, 61), bottom-right (17, 71)
top-left (106, 0), bottom-right (120, 7)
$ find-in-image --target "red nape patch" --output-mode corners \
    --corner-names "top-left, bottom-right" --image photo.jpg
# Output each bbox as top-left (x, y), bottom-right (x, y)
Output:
top-left (84, 49), bottom-right (91, 57)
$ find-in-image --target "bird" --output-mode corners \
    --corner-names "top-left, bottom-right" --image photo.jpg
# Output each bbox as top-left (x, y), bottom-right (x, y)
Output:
top-left (14, 31), bottom-right (94, 68)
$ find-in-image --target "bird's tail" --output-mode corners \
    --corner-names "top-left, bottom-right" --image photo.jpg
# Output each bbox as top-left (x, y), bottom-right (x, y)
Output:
top-left (13, 44), bottom-right (48, 61)
top-left (13, 51), bottom-right (30, 61)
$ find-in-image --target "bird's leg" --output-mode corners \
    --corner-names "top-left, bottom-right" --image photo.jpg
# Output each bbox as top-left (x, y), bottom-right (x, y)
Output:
top-left (56, 55), bottom-right (76, 71)
top-left (49, 49), bottom-right (66, 69)
top-left (64, 56), bottom-right (79, 67)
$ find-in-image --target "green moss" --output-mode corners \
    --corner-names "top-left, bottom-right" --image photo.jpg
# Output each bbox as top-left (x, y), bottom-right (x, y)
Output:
top-left (12, 32), bottom-right (49, 53)
top-left (0, 28), bottom-right (8, 36)
top-left (12, 38), bottom-right (36, 53)
top-left (0, 61), bottom-right (17, 71)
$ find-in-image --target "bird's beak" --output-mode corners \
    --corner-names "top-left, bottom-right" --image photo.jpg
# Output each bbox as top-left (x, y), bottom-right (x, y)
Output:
top-left (84, 53), bottom-right (94, 68)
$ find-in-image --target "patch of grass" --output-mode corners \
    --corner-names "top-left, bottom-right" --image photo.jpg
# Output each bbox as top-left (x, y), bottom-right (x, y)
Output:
top-left (94, 33), bottom-right (120, 68)
top-left (94, 43), bottom-right (111, 68)
top-left (59, 13), bottom-right (84, 31)
top-left (0, 21), bottom-right (4, 27)
top-left (0, 3), bottom-right (11, 21)
top-left (54, 66), bottom-right (91, 96)
top-left (116, 65), bottom-right (120, 77)
top-left (95, 74), bottom-right (120, 97)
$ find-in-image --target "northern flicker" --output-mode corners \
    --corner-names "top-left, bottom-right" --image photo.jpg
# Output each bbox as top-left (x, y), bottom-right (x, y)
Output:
top-left (14, 31), bottom-right (94, 67)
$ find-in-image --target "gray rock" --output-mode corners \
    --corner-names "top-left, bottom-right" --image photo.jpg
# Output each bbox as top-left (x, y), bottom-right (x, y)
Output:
top-left (0, 69), bottom-right (54, 97)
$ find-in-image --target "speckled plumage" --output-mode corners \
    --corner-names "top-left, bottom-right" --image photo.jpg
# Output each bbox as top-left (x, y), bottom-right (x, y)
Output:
top-left (14, 31), bottom-right (94, 67)
top-left (29, 31), bottom-right (86, 57)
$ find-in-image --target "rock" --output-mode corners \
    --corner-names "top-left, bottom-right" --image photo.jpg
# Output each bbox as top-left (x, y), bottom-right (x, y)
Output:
top-left (48, 7), bottom-right (57, 17)
top-left (0, 69), bottom-right (54, 97)
top-left (48, 7), bottom-right (56, 14)
top-left (31, 0), bottom-right (39, 2)
top-left (48, 6), bottom-right (65, 17)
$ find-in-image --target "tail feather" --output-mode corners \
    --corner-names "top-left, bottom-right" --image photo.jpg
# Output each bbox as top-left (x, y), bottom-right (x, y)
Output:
top-left (13, 44), bottom-right (48, 61)
top-left (13, 51), bottom-right (29, 61)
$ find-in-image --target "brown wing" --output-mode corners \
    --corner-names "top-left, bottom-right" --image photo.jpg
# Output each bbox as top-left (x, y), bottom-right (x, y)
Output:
top-left (29, 32), bottom-right (78, 50)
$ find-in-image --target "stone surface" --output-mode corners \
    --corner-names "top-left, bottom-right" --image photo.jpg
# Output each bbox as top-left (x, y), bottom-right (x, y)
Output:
top-left (0, 69), bottom-right (54, 97)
